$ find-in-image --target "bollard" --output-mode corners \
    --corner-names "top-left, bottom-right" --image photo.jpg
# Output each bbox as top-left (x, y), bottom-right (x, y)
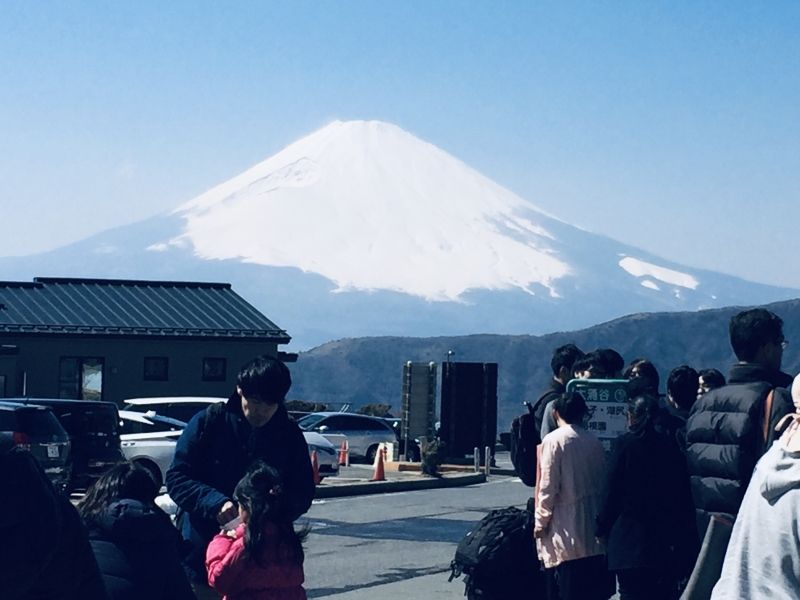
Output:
top-left (473, 447), bottom-right (480, 472)
top-left (484, 446), bottom-right (491, 477)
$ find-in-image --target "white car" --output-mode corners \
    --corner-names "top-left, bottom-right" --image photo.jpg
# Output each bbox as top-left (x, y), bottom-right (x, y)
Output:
top-left (118, 410), bottom-right (184, 488)
top-left (121, 397), bottom-right (340, 479)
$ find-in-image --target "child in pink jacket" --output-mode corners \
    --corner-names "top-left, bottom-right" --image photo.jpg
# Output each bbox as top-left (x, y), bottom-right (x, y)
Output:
top-left (206, 462), bottom-right (307, 600)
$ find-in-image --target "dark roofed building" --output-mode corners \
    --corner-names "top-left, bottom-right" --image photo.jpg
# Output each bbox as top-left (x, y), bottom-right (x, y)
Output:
top-left (0, 277), bottom-right (292, 405)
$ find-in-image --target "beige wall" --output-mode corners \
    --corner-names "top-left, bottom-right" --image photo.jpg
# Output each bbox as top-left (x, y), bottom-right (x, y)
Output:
top-left (0, 334), bottom-right (280, 405)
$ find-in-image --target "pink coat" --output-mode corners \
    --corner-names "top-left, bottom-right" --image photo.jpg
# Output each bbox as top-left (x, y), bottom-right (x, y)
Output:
top-left (206, 523), bottom-right (306, 600)
top-left (535, 424), bottom-right (607, 569)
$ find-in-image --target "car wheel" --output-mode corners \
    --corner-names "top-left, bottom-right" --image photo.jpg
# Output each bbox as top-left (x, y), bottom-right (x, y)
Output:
top-left (366, 444), bottom-right (379, 464)
top-left (135, 459), bottom-right (163, 489)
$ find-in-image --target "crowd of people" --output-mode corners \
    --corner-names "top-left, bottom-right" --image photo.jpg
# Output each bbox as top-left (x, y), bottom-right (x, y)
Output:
top-left (531, 307), bottom-right (798, 600)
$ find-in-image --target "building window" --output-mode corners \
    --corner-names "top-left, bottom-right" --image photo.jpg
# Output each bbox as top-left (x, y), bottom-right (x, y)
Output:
top-left (202, 357), bottom-right (226, 382)
top-left (59, 357), bottom-right (104, 400)
top-left (143, 357), bottom-right (169, 381)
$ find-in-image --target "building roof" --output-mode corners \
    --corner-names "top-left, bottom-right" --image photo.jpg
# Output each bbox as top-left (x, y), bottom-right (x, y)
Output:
top-left (0, 277), bottom-right (289, 342)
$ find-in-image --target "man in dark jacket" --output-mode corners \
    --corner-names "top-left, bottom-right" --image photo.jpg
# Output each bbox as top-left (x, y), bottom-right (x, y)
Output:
top-left (0, 436), bottom-right (108, 600)
top-left (534, 343), bottom-right (585, 436)
top-left (166, 355), bottom-right (315, 591)
top-left (685, 308), bottom-right (793, 533)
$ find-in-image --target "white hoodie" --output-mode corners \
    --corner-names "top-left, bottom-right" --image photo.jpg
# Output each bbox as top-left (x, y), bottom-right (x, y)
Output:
top-left (712, 438), bottom-right (800, 599)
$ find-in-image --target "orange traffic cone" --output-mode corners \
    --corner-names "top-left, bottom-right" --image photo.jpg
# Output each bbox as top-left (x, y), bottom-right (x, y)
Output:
top-left (370, 444), bottom-right (386, 482)
top-left (338, 440), bottom-right (349, 466)
top-left (311, 450), bottom-right (321, 485)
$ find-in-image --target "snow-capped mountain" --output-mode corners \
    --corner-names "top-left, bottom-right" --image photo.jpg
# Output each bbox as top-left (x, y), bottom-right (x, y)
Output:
top-left (1, 120), bottom-right (797, 348)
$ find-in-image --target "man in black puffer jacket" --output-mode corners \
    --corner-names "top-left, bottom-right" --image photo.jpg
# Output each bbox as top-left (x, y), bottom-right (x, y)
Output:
top-left (685, 308), bottom-right (793, 534)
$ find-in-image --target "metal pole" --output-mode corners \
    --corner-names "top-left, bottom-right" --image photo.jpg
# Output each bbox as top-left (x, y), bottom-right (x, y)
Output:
top-left (484, 446), bottom-right (491, 477)
top-left (473, 447), bottom-right (480, 472)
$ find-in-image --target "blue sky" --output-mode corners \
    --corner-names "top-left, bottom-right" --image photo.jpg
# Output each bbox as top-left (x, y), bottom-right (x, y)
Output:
top-left (1, 2), bottom-right (798, 287)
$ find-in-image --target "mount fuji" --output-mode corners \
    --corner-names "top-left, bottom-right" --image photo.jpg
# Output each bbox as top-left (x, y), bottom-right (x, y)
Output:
top-left (1, 120), bottom-right (797, 348)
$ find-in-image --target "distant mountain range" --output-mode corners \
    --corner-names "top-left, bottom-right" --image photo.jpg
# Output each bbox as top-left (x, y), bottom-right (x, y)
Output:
top-left (290, 298), bottom-right (800, 430)
top-left (0, 120), bottom-right (797, 349)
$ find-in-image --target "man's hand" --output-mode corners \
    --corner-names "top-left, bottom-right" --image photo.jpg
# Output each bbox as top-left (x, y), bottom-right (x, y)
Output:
top-left (216, 500), bottom-right (238, 525)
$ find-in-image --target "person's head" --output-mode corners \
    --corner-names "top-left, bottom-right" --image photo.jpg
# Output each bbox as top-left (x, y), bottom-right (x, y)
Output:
top-left (667, 365), bottom-right (699, 411)
top-left (624, 358), bottom-right (660, 395)
top-left (572, 351), bottom-right (608, 379)
top-left (552, 391), bottom-right (590, 426)
top-left (77, 462), bottom-right (158, 527)
top-left (237, 356), bottom-right (292, 427)
top-left (697, 368), bottom-right (725, 399)
top-left (550, 343), bottom-right (584, 383)
top-left (594, 348), bottom-right (625, 379)
top-left (233, 461), bottom-right (302, 564)
top-left (627, 394), bottom-right (659, 433)
top-left (729, 308), bottom-right (786, 369)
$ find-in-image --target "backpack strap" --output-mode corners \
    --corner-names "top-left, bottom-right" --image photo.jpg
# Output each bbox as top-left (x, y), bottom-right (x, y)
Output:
top-left (198, 401), bottom-right (228, 454)
top-left (763, 389), bottom-right (775, 446)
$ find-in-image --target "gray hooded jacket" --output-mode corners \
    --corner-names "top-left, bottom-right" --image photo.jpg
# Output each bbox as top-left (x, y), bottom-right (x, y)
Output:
top-left (712, 441), bottom-right (800, 599)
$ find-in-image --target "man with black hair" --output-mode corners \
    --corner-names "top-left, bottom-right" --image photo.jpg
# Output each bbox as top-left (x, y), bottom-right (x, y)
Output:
top-left (533, 344), bottom-right (584, 434)
top-left (541, 349), bottom-right (614, 440)
top-left (661, 365), bottom-right (700, 450)
top-left (167, 355), bottom-right (314, 595)
top-left (685, 308), bottom-right (793, 532)
top-left (697, 368), bottom-right (725, 400)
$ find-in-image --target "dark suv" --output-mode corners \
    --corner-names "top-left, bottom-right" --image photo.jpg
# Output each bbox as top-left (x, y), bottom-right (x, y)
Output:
top-left (5, 398), bottom-right (124, 491)
top-left (0, 401), bottom-right (71, 491)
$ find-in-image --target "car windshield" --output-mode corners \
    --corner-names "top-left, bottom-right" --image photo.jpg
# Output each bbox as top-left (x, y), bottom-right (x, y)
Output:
top-left (56, 406), bottom-right (119, 438)
top-left (297, 414), bottom-right (326, 430)
top-left (16, 410), bottom-right (65, 437)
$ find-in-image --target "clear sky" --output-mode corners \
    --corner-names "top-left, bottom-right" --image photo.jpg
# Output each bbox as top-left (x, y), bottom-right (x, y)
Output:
top-left (1, 2), bottom-right (798, 288)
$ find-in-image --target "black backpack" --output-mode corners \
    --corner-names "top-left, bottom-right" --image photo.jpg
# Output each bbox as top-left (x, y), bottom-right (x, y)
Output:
top-left (509, 402), bottom-right (540, 487)
top-left (449, 505), bottom-right (543, 599)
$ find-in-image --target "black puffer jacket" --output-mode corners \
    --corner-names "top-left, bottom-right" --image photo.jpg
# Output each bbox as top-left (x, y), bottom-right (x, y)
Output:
top-left (685, 363), bottom-right (793, 528)
top-left (0, 449), bottom-right (108, 600)
top-left (87, 499), bottom-right (195, 600)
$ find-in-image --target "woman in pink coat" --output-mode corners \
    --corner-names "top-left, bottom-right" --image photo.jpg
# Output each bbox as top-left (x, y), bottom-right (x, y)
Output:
top-left (206, 462), bottom-right (307, 600)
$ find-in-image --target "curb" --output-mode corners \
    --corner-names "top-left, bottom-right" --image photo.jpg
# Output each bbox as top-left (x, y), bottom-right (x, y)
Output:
top-left (314, 472), bottom-right (487, 499)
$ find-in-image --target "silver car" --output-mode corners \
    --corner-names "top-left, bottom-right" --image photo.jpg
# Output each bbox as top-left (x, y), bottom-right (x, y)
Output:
top-left (296, 412), bottom-right (397, 462)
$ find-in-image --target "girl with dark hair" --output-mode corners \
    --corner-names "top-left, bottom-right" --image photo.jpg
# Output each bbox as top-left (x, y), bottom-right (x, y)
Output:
top-left (535, 392), bottom-right (612, 600)
top-left (596, 394), bottom-right (698, 600)
top-left (206, 461), bottom-right (307, 600)
top-left (77, 462), bottom-right (195, 600)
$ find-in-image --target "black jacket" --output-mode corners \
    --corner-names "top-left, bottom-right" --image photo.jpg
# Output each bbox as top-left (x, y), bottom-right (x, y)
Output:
top-left (87, 500), bottom-right (195, 600)
top-left (685, 363), bottom-right (793, 526)
top-left (0, 449), bottom-right (108, 600)
top-left (596, 426), bottom-right (698, 576)
top-left (166, 396), bottom-right (314, 582)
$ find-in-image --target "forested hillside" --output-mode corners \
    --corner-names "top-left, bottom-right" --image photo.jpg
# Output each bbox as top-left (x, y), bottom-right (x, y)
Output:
top-left (291, 299), bottom-right (800, 429)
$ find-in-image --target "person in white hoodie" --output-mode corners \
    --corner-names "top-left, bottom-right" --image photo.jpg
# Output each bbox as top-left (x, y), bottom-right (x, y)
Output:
top-left (711, 373), bottom-right (800, 599)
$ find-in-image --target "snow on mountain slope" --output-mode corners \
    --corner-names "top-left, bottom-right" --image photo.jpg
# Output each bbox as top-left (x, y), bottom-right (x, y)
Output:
top-left (1, 119), bottom-right (797, 348)
top-left (163, 120), bottom-right (571, 301)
